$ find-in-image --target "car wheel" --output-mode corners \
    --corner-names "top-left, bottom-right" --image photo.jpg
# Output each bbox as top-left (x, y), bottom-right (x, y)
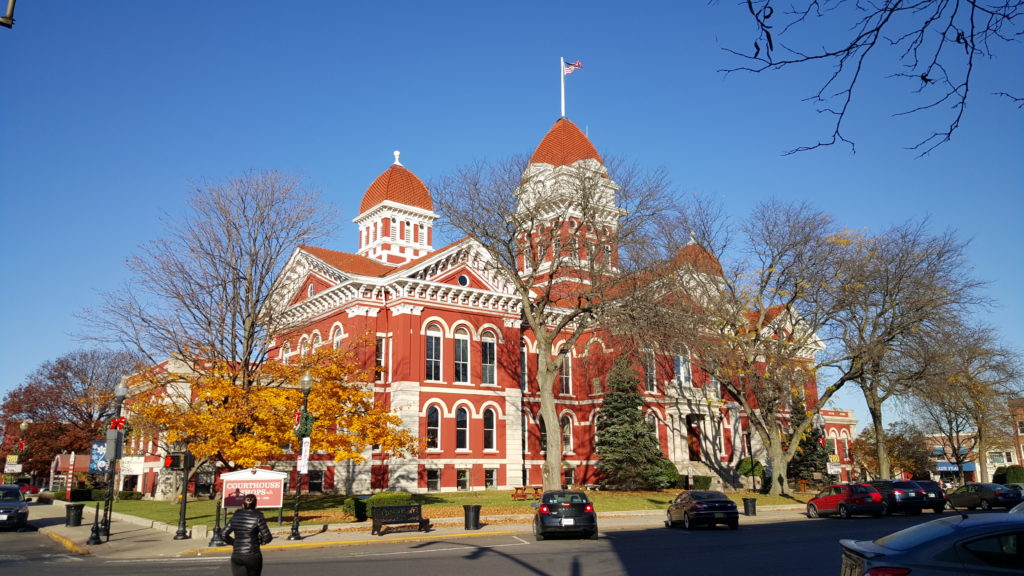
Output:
top-left (588, 530), bottom-right (599, 540)
top-left (838, 504), bottom-right (850, 519)
top-left (533, 521), bottom-right (545, 541)
top-left (807, 504), bottom-right (819, 519)
top-left (882, 501), bottom-right (892, 516)
top-left (683, 512), bottom-right (692, 530)
top-left (980, 499), bottom-right (992, 511)
top-left (666, 511), bottom-right (677, 528)
top-left (933, 506), bottom-right (945, 514)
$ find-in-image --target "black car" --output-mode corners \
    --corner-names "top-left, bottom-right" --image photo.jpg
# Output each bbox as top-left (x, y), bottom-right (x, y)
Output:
top-left (913, 479), bottom-right (948, 513)
top-left (0, 485), bottom-right (30, 530)
top-left (666, 490), bottom-right (739, 530)
top-left (868, 479), bottom-right (927, 515)
top-left (532, 490), bottom-right (598, 540)
top-left (947, 483), bottom-right (1024, 510)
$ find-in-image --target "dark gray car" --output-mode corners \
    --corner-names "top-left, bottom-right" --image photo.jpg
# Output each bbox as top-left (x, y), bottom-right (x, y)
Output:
top-left (0, 485), bottom-right (30, 530)
top-left (869, 479), bottom-right (927, 515)
top-left (840, 514), bottom-right (1024, 575)
top-left (532, 490), bottom-right (598, 540)
top-left (948, 483), bottom-right (1024, 510)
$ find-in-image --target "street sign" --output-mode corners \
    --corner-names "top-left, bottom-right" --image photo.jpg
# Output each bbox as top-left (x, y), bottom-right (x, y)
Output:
top-left (3, 463), bottom-right (22, 474)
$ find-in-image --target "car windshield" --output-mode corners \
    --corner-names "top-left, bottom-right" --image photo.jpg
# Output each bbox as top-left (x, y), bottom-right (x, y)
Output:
top-left (874, 516), bottom-right (961, 551)
top-left (893, 482), bottom-right (920, 490)
top-left (0, 489), bottom-right (22, 501)
top-left (850, 485), bottom-right (875, 494)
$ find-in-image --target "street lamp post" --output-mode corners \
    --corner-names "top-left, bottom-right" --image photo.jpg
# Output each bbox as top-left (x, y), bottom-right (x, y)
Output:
top-left (101, 380), bottom-right (129, 540)
top-left (288, 371), bottom-right (314, 541)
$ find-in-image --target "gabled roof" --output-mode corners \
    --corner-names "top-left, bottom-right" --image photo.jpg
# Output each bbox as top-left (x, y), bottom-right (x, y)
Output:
top-left (358, 160), bottom-right (433, 214)
top-left (300, 245), bottom-right (396, 277)
top-left (529, 117), bottom-right (604, 168)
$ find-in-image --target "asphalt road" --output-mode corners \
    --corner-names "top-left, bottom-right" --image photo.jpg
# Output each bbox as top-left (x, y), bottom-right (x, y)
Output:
top-left (0, 512), bottom-right (953, 576)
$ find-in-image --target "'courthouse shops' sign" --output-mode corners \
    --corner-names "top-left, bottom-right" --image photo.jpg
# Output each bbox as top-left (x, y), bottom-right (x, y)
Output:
top-left (221, 468), bottom-right (287, 509)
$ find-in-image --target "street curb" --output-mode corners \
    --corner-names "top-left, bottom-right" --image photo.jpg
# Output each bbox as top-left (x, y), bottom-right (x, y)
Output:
top-left (38, 526), bottom-right (91, 556)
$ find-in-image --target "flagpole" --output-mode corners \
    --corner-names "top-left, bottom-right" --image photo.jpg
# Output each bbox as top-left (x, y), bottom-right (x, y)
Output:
top-left (560, 57), bottom-right (566, 118)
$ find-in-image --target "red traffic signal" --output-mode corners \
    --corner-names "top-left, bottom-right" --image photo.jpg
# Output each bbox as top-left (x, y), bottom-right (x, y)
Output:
top-left (163, 453), bottom-right (184, 470)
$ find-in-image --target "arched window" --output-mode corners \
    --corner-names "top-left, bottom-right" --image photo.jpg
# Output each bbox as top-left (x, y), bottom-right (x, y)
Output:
top-left (332, 327), bottom-right (343, 349)
top-left (425, 324), bottom-right (442, 381)
top-left (519, 341), bottom-right (528, 391)
top-left (643, 348), bottom-right (656, 393)
top-left (483, 408), bottom-right (496, 450)
top-left (561, 416), bottom-right (573, 454)
top-left (300, 338), bottom-right (309, 358)
top-left (311, 333), bottom-right (321, 350)
top-left (453, 328), bottom-right (470, 383)
top-left (481, 331), bottom-right (496, 385)
top-left (455, 407), bottom-right (469, 450)
top-left (281, 343), bottom-right (290, 365)
top-left (426, 406), bottom-right (440, 450)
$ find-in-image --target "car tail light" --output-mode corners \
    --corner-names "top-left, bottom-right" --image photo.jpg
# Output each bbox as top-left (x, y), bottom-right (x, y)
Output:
top-left (584, 503), bottom-right (594, 513)
top-left (994, 490), bottom-right (1002, 497)
top-left (693, 503), bottom-right (707, 510)
top-left (538, 505), bottom-right (550, 514)
top-left (893, 489), bottom-right (904, 495)
top-left (865, 569), bottom-right (911, 576)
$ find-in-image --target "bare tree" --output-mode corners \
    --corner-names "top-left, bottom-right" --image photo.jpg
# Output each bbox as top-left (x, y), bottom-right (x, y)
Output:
top-left (725, 1), bottom-right (1024, 155)
top-left (432, 155), bottom-right (677, 490)
top-left (906, 318), bottom-right (1022, 482)
top-left (85, 170), bottom-right (336, 389)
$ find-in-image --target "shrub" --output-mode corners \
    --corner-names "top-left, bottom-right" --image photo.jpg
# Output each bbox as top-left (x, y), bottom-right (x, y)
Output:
top-left (1005, 465), bottom-right (1024, 484)
top-left (118, 490), bottom-right (144, 500)
top-left (90, 489), bottom-right (107, 501)
top-left (655, 459), bottom-right (681, 489)
top-left (343, 497), bottom-right (367, 521)
top-left (993, 466), bottom-right (1008, 485)
top-left (366, 491), bottom-right (413, 516)
top-left (692, 475), bottom-right (713, 490)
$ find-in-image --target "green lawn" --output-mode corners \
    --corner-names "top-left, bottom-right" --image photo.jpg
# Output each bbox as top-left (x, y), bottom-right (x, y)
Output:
top-left (69, 489), bottom-right (808, 530)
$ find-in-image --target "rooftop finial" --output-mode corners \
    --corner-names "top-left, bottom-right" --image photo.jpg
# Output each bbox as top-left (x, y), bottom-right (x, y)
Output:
top-left (393, 150), bottom-right (402, 166)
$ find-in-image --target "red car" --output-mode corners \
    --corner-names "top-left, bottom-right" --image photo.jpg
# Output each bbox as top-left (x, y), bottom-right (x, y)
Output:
top-left (14, 479), bottom-right (39, 495)
top-left (807, 483), bottom-right (884, 519)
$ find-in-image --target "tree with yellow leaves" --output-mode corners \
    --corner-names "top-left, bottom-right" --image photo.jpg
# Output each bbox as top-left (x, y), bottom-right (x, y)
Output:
top-left (131, 343), bottom-right (415, 471)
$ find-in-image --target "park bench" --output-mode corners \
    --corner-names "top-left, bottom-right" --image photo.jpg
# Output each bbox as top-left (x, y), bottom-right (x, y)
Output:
top-left (371, 504), bottom-right (430, 535)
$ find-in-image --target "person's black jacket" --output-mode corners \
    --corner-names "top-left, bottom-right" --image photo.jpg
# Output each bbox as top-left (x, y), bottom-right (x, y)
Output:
top-left (223, 509), bottom-right (273, 555)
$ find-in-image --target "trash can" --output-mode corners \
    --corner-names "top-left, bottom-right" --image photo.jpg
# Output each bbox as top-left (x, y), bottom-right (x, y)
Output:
top-left (742, 498), bottom-right (757, 516)
top-left (65, 503), bottom-right (85, 527)
top-left (463, 504), bottom-right (482, 530)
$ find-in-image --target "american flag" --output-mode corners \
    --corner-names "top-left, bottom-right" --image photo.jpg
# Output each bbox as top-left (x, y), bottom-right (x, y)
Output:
top-left (563, 59), bottom-right (583, 75)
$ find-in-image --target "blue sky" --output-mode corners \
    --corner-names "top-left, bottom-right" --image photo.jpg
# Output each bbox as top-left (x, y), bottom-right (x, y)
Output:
top-left (2, 2), bottom-right (1022, 429)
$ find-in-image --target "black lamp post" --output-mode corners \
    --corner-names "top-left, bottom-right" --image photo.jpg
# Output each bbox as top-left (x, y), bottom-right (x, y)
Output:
top-left (101, 379), bottom-right (128, 540)
top-left (288, 371), bottom-right (314, 541)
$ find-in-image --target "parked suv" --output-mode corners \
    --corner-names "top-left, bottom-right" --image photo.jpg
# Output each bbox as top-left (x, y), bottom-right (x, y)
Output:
top-left (869, 479), bottom-right (927, 515)
top-left (912, 479), bottom-right (948, 513)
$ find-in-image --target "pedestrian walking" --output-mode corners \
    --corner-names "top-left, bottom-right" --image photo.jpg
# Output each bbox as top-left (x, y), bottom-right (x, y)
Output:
top-left (222, 493), bottom-right (273, 576)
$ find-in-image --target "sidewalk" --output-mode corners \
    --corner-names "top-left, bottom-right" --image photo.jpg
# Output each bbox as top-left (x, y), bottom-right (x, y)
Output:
top-left (31, 499), bottom-right (807, 560)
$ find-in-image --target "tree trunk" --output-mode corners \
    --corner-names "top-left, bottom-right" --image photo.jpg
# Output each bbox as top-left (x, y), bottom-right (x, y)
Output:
top-left (866, 397), bottom-right (890, 479)
top-left (534, 347), bottom-right (563, 492)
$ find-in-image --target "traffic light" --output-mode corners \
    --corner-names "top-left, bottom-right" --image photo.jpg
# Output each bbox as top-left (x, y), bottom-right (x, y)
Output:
top-left (163, 453), bottom-right (184, 470)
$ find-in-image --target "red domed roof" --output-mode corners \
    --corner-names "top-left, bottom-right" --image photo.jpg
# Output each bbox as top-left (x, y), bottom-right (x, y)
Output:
top-left (359, 159), bottom-right (433, 214)
top-left (529, 118), bottom-right (604, 167)
top-left (673, 242), bottom-right (724, 278)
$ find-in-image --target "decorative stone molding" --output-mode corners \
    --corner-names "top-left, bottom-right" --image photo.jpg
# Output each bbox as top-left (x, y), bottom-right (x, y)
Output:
top-left (346, 306), bottom-right (380, 318)
top-left (391, 304), bottom-right (424, 316)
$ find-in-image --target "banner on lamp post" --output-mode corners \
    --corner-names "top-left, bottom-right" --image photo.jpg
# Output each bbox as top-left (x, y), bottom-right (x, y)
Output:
top-left (298, 436), bottom-right (310, 475)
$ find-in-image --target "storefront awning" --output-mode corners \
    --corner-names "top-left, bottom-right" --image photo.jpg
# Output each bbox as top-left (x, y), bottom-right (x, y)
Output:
top-left (934, 461), bottom-right (976, 472)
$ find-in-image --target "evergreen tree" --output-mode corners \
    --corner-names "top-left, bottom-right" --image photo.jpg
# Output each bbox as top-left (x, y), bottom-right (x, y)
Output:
top-left (787, 425), bottom-right (829, 486)
top-left (595, 359), bottom-right (672, 490)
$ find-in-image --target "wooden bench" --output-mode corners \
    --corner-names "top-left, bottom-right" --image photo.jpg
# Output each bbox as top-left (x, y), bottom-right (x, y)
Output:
top-left (371, 504), bottom-right (430, 536)
top-left (530, 486), bottom-right (543, 500)
top-left (512, 487), bottom-right (528, 501)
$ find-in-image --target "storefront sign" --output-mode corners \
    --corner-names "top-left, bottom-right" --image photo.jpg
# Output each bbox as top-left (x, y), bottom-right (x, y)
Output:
top-left (221, 468), bottom-right (287, 509)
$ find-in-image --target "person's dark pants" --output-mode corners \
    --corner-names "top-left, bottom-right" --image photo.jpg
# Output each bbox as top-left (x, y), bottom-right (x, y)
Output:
top-left (230, 553), bottom-right (263, 576)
